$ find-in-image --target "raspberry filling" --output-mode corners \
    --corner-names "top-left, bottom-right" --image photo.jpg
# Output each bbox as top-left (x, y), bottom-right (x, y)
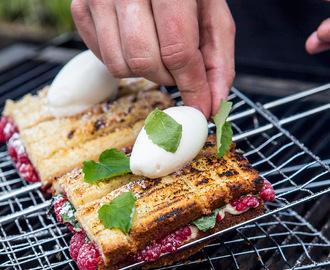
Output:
top-left (1, 116), bottom-right (40, 182)
top-left (70, 232), bottom-right (87, 262)
top-left (69, 230), bottom-right (101, 270)
top-left (0, 116), bottom-right (18, 142)
top-left (77, 242), bottom-right (101, 270)
top-left (259, 179), bottom-right (276, 202)
top-left (230, 196), bottom-right (260, 211)
top-left (127, 226), bottom-right (192, 262)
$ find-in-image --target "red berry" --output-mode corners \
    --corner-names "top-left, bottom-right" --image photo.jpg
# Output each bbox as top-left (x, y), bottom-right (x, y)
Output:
top-left (230, 198), bottom-right (238, 207)
top-left (259, 179), bottom-right (275, 202)
top-left (17, 151), bottom-right (29, 164)
top-left (0, 116), bottom-right (10, 142)
top-left (66, 223), bottom-right (75, 234)
top-left (128, 226), bottom-right (191, 262)
top-left (54, 197), bottom-right (68, 224)
top-left (19, 162), bottom-right (39, 182)
top-left (7, 144), bottom-right (17, 162)
top-left (3, 119), bottom-right (18, 141)
top-left (16, 161), bottom-right (23, 170)
top-left (77, 242), bottom-right (101, 270)
top-left (216, 213), bottom-right (222, 222)
top-left (70, 232), bottom-right (87, 262)
top-left (230, 196), bottom-right (259, 211)
top-left (246, 196), bottom-right (259, 208)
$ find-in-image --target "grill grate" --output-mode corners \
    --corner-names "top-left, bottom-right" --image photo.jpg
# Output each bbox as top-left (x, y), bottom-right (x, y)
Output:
top-left (0, 54), bottom-right (329, 269)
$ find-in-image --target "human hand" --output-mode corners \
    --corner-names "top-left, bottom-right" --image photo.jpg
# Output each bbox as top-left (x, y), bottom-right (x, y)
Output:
top-left (306, 18), bottom-right (330, 54)
top-left (70, 0), bottom-right (235, 118)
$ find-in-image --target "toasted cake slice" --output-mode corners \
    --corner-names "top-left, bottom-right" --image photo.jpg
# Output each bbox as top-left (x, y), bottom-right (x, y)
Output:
top-left (2, 78), bottom-right (173, 187)
top-left (52, 135), bottom-right (219, 209)
top-left (68, 136), bottom-right (265, 268)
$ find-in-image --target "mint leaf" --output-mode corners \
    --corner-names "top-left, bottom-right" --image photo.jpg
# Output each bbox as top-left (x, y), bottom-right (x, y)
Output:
top-left (191, 209), bottom-right (221, 232)
top-left (218, 121), bottom-right (233, 157)
top-left (211, 99), bottom-right (233, 158)
top-left (83, 149), bottom-right (131, 183)
top-left (60, 200), bottom-right (76, 225)
top-left (144, 108), bottom-right (182, 153)
top-left (98, 192), bottom-right (137, 233)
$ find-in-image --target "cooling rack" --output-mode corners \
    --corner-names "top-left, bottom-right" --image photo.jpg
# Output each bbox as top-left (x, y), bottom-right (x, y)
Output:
top-left (0, 76), bottom-right (329, 269)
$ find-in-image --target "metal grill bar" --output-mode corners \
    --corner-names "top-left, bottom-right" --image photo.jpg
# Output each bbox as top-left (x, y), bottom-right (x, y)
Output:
top-left (228, 83), bottom-right (330, 122)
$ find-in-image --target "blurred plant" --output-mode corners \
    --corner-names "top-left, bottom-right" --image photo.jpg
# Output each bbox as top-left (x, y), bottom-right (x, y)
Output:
top-left (0, 0), bottom-right (75, 33)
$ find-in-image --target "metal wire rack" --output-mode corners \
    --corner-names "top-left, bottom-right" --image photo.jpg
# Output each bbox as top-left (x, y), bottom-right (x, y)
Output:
top-left (0, 57), bottom-right (329, 269)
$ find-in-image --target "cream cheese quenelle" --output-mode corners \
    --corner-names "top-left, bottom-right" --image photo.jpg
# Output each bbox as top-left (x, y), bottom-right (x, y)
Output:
top-left (130, 106), bottom-right (209, 178)
top-left (47, 50), bottom-right (119, 118)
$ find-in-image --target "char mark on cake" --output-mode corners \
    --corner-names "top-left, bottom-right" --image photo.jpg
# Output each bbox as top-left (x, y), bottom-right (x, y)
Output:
top-left (204, 141), bottom-right (215, 147)
top-left (218, 169), bottom-right (239, 178)
top-left (94, 116), bottom-right (105, 131)
top-left (67, 129), bottom-right (76, 139)
top-left (141, 178), bottom-right (162, 191)
top-left (196, 178), bottom-right (210, 185)
top-left (155, 202), bottom-right (197, 223)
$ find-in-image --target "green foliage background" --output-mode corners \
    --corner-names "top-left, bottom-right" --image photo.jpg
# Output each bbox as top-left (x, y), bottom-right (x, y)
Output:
top-left (0, 0), bottom-right (75, 33)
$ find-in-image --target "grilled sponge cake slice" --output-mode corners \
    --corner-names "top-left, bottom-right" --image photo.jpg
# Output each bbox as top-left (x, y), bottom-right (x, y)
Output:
top-left (23, 90), bottom-right (172, 187)
top-left (74, 136), bottom-right (264, 268)
top-left (52, 135), bottom-right (221, 209)
top-left (3, 81), bottom-right (173, 187)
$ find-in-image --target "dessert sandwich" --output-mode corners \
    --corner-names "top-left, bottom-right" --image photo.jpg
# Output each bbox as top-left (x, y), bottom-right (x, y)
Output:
top-left (0, 51), bottom-right (173, 188)
top-left (52, 135), bottom-right (275, 270)
top-left (52, 101), bottom-right (275, 270)
top-left (0, 81), bottom-right (172, 188)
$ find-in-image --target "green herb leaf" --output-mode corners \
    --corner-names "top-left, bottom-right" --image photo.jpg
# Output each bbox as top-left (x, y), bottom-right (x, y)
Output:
top-left (60, 200), bottom-right (76, 225)
top-left (211, 99), bottom-right (233, 158)
top-left (144, 108), bottom-right (182, 153)
top-left (98, 192), bottom-right (137, 233)
top-left (191, 209), bottom-right (221, 232)
top-left (83, 149), bottom-right (131, 183)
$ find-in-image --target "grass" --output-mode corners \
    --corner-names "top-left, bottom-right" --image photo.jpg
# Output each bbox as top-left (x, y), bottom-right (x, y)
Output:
top-left (0, 0), bottom-right (75, 34)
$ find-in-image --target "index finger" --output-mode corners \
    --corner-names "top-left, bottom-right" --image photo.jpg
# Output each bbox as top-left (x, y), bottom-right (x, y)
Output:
top-left (151, 0), bottom-right (211, 118)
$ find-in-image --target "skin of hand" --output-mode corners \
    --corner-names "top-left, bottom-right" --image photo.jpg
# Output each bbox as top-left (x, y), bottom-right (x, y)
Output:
top-left (71, 0), bottom-right (236, 118)
top-left (306, 18), bottom-right (330, 54)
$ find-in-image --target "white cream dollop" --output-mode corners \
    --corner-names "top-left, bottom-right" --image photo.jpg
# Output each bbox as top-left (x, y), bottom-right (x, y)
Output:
top-left (47, 50), bottom-right (119, 118)
top-left (130, 106), bottom-right (208, 178)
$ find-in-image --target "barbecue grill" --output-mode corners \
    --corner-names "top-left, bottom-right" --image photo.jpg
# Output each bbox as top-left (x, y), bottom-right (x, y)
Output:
top-left (0, 35), bottom-right (329, 270)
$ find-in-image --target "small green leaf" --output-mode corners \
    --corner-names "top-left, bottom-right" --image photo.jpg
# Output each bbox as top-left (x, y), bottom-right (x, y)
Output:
top-left (98, 192), bottom-right (137, 233)
top-left (191, 209), bottom-right (221, 232)
top-left (60, 200), bottom-right (76, 225)
top-left (211, 99), bottom-right (233, 158)
top-left (83, 149), bottom-right (131, 183)
top-left (144, 108), bottom-right (182, 153)
top-left (218, 121), bottom-right (233, 157)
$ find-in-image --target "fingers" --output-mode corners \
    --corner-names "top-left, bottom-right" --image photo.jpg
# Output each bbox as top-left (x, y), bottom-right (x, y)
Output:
top-left (306, 18), bottom-right (330, 54)
top-left (317, 18), bottom-right (330, 43)
top-left (152, 0), bottom-right (211, 118)
top-left (71, 0), bottom-right (102, 59)
top-left (115, 0), bottom-right (174, 85)
top-left (198, 0), bottom-right (235, 116)
top-left (71, 0), bottom-right (236, 118)
top-left (87, 0), bottom-right (132, 77)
